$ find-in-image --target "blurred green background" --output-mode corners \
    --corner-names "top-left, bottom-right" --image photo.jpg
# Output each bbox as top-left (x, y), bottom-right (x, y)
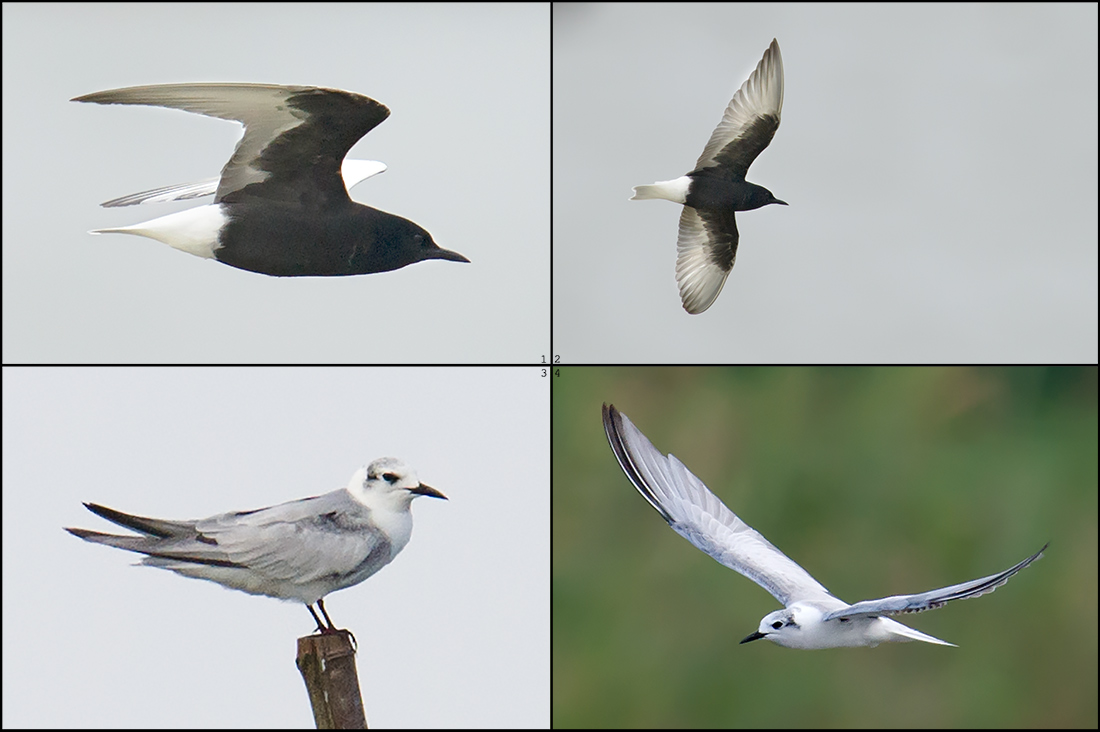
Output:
top-left (553, 367), bottom-right (1097, 727)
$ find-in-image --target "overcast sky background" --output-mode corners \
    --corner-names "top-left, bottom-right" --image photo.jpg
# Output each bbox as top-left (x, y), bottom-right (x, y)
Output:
top-left (554, 4), bottom-right (1097, 363)
top-left (2, 367), bottom-right (549, 728)
top-left (3, 4), bottom-right (548, 363)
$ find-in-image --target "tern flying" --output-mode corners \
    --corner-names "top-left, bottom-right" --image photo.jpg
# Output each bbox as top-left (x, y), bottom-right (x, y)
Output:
top-left (602, 403), bottom-right (1046, 649)
top-left (73, 83), bottom-right (469, 276)
top-left (632, 39), bottom-right (786, 314)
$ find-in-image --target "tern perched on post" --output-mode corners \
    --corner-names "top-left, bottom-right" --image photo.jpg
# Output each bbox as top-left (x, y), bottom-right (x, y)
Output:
top-left (65, 457), bottom-right (447, 633)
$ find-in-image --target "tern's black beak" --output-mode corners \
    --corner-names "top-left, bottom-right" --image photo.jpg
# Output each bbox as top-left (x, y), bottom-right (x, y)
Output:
top-left (430, 247), bottom-right (471, 264)
top-left (740, 631), bottom-right (767, 644)
top-left (409, 483), bottom-right (448, 500)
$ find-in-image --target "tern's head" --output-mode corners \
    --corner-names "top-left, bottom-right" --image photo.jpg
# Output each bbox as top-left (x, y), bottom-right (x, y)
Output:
top-left (740, 604), bottom-right (825, 649)
top-left (347, 458), bottom-right (448, 507)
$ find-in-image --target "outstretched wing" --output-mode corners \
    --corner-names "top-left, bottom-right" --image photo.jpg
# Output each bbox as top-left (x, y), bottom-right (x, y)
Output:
top-left (675, 206), bottom-right (738, 314)
top-left (73, 83), bottom-right (390, 207)
top-left (603, 403), bottom-right (835, 607)
top-left (823, 543), bottom-right (1047, 621)
top-left (693, 38), bottom-right (783, 176)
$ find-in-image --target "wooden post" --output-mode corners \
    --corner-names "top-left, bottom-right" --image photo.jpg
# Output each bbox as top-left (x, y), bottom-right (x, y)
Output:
top-left (296, 631), bottom-right (367, 729)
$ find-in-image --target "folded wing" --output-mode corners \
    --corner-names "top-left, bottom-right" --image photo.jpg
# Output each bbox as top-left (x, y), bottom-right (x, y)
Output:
top-left (65, 491), bottom-right (391, 601)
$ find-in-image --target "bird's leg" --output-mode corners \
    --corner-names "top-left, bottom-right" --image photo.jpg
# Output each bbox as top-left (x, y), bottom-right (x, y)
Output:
top-left (308, 604), bottom-right (328, 634)
top-left (312, 599), bottom-right (356, 648)
top-left (317, 598), bottom-right (338, 632)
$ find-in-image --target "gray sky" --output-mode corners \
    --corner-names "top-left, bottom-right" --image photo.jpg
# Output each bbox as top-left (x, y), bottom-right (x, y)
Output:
top-left (3, 4), bottom-right (549, 363)
top-left (554, 4), bottom-right (1098, 362)
top-left (2, 367), bottom-right (549, 727)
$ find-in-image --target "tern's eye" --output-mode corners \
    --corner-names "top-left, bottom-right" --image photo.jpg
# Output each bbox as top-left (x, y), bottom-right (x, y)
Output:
top-left (383, 472), bottom-right (399, 484)
top-left (772, 621), bottom-right (783, 629)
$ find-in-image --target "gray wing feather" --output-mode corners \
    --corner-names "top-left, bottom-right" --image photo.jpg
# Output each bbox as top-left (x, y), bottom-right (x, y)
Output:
top-left (184, 491), bottom-right (385, 584)
top-left (69, 491), bottom-right (386, 586)
top-left (100, 160), bottom-right (387, 208)
top-left (101, 177), bottom-right (221, 207)
top-left (823, 543), bottom-right (1048, 621)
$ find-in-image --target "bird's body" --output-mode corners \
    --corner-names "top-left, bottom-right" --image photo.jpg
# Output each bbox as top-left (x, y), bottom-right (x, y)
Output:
top-left (602, 404), bottom-right (1046, 650)
top-left (65, 458), bottom-right (447, 632)
top-left (73, 83), bottom-right (469, 276)
top-left (632, 39), bottom-right (786, 314)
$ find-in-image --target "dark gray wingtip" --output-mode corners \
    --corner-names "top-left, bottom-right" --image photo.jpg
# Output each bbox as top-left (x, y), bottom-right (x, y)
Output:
top-left (602, 403), bottom-right (678, 526)
top-left (80, 502), bottom-right (182, 538)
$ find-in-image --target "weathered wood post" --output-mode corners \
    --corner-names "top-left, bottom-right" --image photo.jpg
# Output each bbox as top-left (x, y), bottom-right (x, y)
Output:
top-left (296, 631), bottom-right (367, 729)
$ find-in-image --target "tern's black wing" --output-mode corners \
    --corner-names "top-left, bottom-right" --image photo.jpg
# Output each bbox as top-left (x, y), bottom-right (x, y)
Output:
top-left (72, 83), bottom-right (390, 210)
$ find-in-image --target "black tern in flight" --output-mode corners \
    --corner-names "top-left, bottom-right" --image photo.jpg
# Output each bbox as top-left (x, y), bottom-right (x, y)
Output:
top-left (73, 83), bottom-right (469, 277)
top-left (632, 39), bottom-right (786, 314)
